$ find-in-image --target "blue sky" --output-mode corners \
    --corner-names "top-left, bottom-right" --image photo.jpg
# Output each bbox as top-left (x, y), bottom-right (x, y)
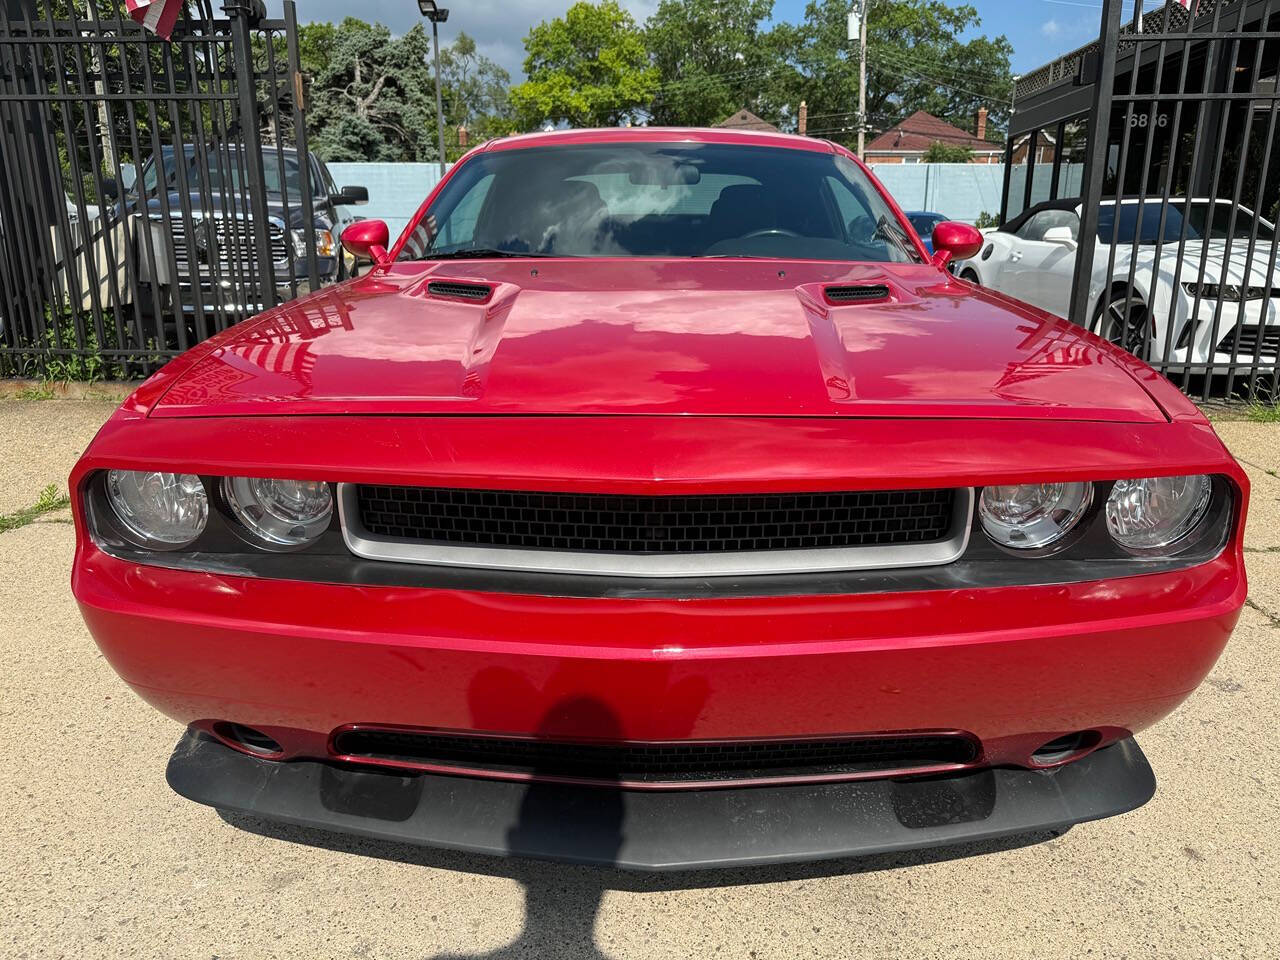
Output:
top-left (275, 0), bottom-right (1142, 82)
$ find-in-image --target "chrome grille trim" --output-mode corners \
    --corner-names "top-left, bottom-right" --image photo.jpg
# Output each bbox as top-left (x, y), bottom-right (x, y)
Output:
top-left (337, 484), bottom-right (974, 578)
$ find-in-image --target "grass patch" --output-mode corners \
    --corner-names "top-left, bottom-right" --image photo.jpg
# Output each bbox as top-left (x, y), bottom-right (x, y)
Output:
top-left (0, 484), bottom-right (72, 533)
top-left (1245, 401), bottom-right (1280, 423)
top-left (11, 382), bottom-right (57, 401)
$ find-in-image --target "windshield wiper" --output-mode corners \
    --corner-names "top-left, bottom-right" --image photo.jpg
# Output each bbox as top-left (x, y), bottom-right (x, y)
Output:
top-left (424, 247), bottom-right (559, 260)
top-left (874, 215), bottom-right (921, 261)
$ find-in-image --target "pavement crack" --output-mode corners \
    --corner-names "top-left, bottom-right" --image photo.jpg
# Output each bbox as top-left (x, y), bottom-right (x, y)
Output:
top-left (1245, 597), bottom-right (1280, 627)
top-left (0, 483), bottom-right (71, 534)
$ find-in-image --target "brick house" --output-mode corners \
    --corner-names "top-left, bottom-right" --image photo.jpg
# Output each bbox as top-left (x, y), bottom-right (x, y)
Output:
top-left (864, 109), bottom-right (1002, 164)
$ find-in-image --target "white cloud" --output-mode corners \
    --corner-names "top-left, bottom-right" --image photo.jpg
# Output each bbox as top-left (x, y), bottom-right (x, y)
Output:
top-left (1041, 19), bottom-right (1062, 36)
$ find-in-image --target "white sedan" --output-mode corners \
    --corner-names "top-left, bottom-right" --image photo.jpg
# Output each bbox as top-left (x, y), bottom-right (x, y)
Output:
top-left (953, 198), bottom-right (1280, 369)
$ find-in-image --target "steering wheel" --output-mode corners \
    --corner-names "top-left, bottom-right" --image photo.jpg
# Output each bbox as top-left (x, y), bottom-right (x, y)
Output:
top-left (740, 227), bottom-right (801, 239)
top-left (847, 215), bottom-right (876, 244)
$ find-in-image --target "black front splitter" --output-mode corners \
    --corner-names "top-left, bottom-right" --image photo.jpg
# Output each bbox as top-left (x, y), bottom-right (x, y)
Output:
top-left (166, 731), bottom-right (1155, 871)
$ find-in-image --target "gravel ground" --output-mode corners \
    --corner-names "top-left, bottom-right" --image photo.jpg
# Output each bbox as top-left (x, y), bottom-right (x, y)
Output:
top-left (2, 398), bottom-right (1277, 960)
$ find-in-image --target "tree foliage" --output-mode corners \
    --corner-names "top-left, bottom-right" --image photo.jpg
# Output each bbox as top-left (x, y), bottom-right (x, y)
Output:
top-left (510, 1), bottom-right (658, 129)
top-left (922, 141), bottom-right (973, 162)
top-left (644, 0), bottom-right (777, 127)
top-left (438, 31), bottom-right (514, 156)
top-left (306, 18), bottom-right (440, 162)
top-left (776, 0), bottom-right (1012, 147)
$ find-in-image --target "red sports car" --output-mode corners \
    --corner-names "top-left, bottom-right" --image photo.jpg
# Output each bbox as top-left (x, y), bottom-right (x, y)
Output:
top-left (72, 129), bottom-right (1247, 870)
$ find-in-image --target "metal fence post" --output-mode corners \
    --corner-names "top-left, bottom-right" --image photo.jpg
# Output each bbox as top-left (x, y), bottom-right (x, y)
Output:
top-left (1067, 0), bottom-right (1124, 329)
top-left (224, 0), bottom-right (277, 310)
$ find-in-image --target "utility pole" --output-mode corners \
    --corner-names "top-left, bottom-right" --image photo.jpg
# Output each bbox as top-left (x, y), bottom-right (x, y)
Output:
top-left (850, 0), bottom-right (869, 159)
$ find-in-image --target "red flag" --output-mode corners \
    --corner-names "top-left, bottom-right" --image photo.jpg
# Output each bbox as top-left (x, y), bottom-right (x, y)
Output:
top-left (126, 0), bottom-right (182, 40)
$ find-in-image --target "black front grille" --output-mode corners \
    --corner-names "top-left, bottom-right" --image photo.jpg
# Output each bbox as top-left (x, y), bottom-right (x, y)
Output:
top-left (354, 485), bottom-right (956, 554)
top-left (1217, 324), bottom-right (1280, 359)
top-left (825, 283), bottom-right (890, 303)
top-left (332, 729), bottom-right (979, 784)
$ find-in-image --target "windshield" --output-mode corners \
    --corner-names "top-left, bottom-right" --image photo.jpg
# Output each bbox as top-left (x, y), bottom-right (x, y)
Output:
top-left (401, 142), bottom-right (921, 263)
top-left (140, 148), bottom-right (315, 198)
top-left (1095, 200), bottom-right (1275, 245)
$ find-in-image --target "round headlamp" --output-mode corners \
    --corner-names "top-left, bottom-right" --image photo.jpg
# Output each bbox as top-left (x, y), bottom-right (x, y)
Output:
top-left (223, 477), bottom-right (333, 548)
top-left (1105, 475), bottom-right (1212, 552)
top-left (979, 482), bottom-right (1093, 550)
top-left (105, 470), bottom-right (208, 548)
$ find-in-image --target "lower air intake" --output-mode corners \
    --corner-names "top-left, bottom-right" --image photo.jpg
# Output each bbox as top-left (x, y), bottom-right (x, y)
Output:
top-left (331, 729), bottom-right (980, 786)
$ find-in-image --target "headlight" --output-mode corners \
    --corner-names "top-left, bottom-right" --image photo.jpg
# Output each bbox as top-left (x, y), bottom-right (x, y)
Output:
top-left (979, 482), bottom-right (1092, 549)
top-left (223, 477), bottom-right (333, 548)
top-left (1182, 282), bottom-right (1268, 302)
top-left (1105, 475), bottom-right (1212, 551)
top-left (105, 470), bottom-right (208, 547)
top-left (291, 228), bottom-right (335, 259)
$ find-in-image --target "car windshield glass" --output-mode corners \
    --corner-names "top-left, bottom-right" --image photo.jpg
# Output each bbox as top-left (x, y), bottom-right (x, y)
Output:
top-left (1095, 203), bottom-right (1192, 244)
top-left (1181, 201), bottom-right (1275, 241)
top-left (1095, 201), bottom-right (1276, 245)
top-left (141, 149), bottom-right (313, 198)
top-left (401, 142), bottom-right (921, 263)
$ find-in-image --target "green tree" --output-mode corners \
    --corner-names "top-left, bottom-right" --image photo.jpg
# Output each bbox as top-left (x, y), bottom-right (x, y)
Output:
top-left (780, 0), bottom-right (1012, 149)
top-left (307, 18), bottom-right (440, 162)
top-left (644, 0), bottom-right (779, 127)
top-left (439, 31), bottom-right (515, 156)
top-left (922, 141), bottom-right (972, 162)
top-left (510, 1), bottom-right (658, 129)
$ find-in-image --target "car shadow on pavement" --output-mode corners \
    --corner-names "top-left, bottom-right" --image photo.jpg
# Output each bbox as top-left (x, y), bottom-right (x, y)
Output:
top-left (216, 690), bottom-right (1065, 959)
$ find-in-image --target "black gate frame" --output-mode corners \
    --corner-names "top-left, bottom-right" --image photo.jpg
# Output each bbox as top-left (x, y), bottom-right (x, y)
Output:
top-left (1007, 0), bottom-right (1280, 401)
top-left (0, 0), bottom-right (326, 379)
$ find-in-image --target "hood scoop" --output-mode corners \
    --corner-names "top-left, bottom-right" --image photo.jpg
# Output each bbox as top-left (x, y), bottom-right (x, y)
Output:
top-left (427, 279), bottom-right (493, 302)
top-left (824, 283), bottom-right (890, 304)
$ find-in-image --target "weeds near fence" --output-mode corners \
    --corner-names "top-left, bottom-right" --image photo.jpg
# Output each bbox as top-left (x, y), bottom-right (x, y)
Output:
top-left (1246, 401), bottom-right (1280, 423)
top-left (0, 484), bottom-right (71, 534)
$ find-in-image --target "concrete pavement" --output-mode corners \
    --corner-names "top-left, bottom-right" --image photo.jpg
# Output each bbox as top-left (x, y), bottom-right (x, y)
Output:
top-left (2, 397), bottom-right (1276, 959)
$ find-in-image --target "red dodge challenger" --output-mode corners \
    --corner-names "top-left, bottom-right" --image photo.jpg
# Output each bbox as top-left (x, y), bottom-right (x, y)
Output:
top-left (72, 129), bottom-right (1247, 870)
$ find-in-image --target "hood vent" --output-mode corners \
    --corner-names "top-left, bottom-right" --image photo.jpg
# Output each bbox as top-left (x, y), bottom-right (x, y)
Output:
top-left (825, 283), bottom-right (890, 304)
top-left (427, 280), bottom-right (492, 301)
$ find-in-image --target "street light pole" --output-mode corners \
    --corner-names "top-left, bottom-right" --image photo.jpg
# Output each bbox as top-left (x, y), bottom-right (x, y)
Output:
top-left (419, 1), bottom-right (450, 178)
top-left (857, 0), bottom-right (868, 160)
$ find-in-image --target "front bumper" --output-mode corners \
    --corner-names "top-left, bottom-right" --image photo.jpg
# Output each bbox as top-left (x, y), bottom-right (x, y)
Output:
top-left (168, 730), bottom-right (1156, 870)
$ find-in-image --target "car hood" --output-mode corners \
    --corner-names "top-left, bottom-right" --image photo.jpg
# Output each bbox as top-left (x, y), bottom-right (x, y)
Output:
top-left (1125, 239), bottom-right (1280, 286)
top-left (151, 259), bottom-right (1167, 422)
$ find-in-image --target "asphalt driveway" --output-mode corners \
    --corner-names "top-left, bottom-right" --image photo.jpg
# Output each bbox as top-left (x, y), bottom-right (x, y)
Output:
top-left (2, 397), bottom-right (1276, 959)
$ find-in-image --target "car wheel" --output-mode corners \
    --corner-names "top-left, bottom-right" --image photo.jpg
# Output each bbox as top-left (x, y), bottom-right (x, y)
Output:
top-left (959, 269), bottom-right (979, 284)
top-left (1092, 290), bottom-right (1151, 359)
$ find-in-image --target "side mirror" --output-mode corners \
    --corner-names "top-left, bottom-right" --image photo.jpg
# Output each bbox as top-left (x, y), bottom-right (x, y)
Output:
top-left (341, 219), bottom-right (390, 265)
top-left (930, 220), bottom-right (983, 267)
top-left (1043, 226), bottom-right (1078, 249)
top-left (331, 185), bottom-right (369, 206)
top-left (100, 177), bottom-right (119, 200)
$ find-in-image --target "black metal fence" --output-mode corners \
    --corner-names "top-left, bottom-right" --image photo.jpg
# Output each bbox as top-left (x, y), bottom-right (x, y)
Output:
top-left (1066, 0), bottom-right (1280, 400)
top-left (0, 0), bottom-right (339, 380)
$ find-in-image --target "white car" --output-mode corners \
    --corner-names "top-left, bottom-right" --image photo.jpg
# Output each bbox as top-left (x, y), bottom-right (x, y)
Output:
top-left (954, 198), bottom-right (1280, 369)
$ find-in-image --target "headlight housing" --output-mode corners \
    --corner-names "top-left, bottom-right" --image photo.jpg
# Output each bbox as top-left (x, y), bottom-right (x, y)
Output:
top-left (105, 470), bottom-right (208, 548)
top-left (222, 477), bottom-right (333, 549)
top-left (1182, 281), bottom-right (1268, 302)
top-left (291, 228), bottom-right (335, 259)
top-left (1105, 475), bottom-right (1212, 552)
top-left (979, 482), bottom-right (1093, 550)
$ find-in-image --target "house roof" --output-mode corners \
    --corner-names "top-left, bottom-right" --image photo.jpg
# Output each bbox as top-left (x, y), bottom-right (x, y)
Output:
top-left (714, 108), bottom-right (778, 133)
top-left (864, 110), bottom-right (1000, 154)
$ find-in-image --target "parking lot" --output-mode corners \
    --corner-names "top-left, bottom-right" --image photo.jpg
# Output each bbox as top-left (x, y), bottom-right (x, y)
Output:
top-left (2, 396), bottom-right (1278, 960)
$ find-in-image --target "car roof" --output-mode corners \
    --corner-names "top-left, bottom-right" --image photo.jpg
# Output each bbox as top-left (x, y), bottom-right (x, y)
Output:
top-left (480, 126), bottom-right (837, 155)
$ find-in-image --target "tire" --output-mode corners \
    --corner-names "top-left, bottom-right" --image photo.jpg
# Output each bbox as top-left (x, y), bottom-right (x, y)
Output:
top-left (1092, 288), bottom-right (1151, 359)
top-left (959, 269), bottom-right (980, 284)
